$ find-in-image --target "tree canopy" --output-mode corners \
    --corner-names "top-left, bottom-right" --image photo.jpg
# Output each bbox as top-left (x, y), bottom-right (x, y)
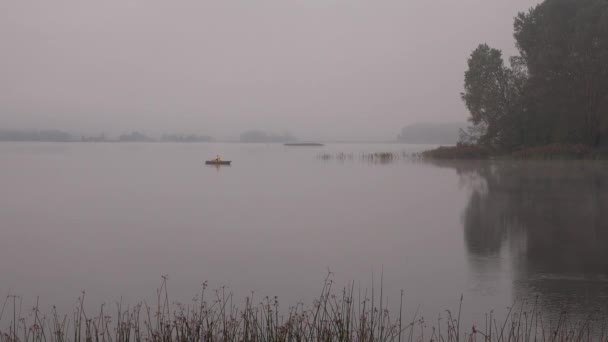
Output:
top-left (462, 0), bottom-right (608, 150)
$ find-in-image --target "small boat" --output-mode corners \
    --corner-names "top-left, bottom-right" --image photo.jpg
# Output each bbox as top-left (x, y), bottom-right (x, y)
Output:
top-left (205, 160), bottom-right (232, 165)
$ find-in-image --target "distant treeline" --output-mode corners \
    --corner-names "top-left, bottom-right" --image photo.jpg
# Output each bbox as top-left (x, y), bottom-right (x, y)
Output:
top-left (0, 130), bottom-right (215, 142)
top-left (117, 131), bottom-right (155, 142)
top-left (0, 129), bottom-right (73, 142)
top-left (107, 132), bottom-right (215, 142)
top-left (0, 129), bottom-right (301, 143)
top-left (160, 134), bottom-right (214, 142)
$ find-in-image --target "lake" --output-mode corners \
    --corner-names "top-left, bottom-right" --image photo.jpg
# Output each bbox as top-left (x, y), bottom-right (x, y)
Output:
top-left (1, 142), bottom-right (608, 326)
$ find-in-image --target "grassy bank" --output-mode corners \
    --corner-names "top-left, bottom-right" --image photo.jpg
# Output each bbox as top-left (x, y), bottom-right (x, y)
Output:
top-left (421, 144), bottom-right (608, 160)
top-left (0, 277), bottom-right (605, 342)
top-left (420, 145), bottom-right (491, 160)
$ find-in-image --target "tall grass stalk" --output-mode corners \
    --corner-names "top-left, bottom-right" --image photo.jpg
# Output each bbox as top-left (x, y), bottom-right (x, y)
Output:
top-left (1, 276), bottom-right (606, 342)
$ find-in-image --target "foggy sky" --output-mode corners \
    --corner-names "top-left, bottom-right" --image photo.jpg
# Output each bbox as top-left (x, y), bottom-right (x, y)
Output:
top-left (1, 0), bottom-right (540, 141)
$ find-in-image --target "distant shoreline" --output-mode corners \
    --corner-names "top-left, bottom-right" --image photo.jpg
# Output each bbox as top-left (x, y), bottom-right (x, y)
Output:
top-left (0, 140), bottom-right (433, 145)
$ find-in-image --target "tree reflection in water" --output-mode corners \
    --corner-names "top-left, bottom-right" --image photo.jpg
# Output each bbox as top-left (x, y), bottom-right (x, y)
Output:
top-left (430, 160), bottom-right (608, 320)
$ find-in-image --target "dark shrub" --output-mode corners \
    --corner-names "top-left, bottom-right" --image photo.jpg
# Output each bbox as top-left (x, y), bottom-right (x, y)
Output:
top-left (421, 144), bottom-right (490, 159)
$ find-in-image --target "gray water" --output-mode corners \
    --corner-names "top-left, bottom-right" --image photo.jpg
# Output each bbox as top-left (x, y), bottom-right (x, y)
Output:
top-left (1, 143), bottom-right (608, 324)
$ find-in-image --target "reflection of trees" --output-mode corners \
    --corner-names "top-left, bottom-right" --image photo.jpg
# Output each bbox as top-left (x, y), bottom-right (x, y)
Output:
top-left (431, 160), bottom-right (608, 274)
top-left (431, 160), bottom-right (608, 318)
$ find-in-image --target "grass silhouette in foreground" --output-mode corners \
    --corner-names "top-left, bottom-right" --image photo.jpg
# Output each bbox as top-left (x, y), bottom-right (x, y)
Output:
top-left (0, 275), bottom-right (605, 342)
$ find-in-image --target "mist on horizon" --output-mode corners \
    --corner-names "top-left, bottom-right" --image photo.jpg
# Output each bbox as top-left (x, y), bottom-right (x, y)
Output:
top-left (1, 0), bottom-right (541, 141)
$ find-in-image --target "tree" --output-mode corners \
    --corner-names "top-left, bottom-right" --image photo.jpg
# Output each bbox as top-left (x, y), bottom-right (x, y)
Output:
top-left (461, 0), bottom-right (608, 150)
top-left (513, 0), bottom-right (608, 147)
top-left (461, 44), bottom-right (525, 149)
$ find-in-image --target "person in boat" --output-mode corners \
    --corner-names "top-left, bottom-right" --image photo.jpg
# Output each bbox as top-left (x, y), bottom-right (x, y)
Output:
top-left (215, 155), bottom-right (221, 162)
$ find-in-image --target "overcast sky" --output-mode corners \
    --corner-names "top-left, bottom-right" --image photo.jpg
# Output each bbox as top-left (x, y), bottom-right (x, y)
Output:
top-left (1, 0), bottom-right (540, 140)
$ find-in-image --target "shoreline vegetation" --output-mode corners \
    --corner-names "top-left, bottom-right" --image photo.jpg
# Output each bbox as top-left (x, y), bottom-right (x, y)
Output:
top-left (416, 0), bottom-right (608, 161)
top-left (317, 146), bottom-right (608, 163)
top-left (1, 277), bottom-right (606, 342)
top-left (421, 143), bottom-right (608, 160)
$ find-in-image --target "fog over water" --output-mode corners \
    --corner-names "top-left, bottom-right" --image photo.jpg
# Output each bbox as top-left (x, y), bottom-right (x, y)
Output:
top-left (2, 0), bottom-right (540, 140)
top-left (7, 0), bottom-right (606, 333)
top-left (1, 143), bottom-right (607, 325)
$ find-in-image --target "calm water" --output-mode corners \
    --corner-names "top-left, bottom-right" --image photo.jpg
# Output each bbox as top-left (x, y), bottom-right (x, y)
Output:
top-left (1, 143), bottom-right (608, 324)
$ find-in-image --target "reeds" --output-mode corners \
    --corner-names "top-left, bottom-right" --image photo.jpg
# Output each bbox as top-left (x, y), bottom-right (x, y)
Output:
top-left (1, 276), bottom-right (606, 342)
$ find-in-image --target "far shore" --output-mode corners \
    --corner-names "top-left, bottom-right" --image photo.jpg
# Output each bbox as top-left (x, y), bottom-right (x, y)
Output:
top-left (0, 140), bottom-right (425, 144)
